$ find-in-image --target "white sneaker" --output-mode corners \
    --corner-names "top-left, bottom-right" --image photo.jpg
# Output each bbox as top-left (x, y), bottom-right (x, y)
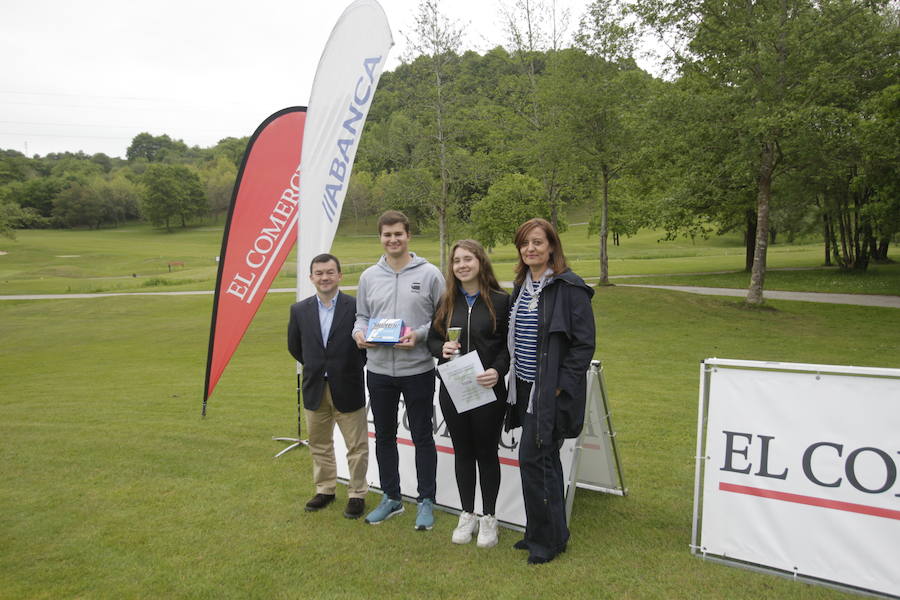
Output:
top-left (476, 514), bottom-right (499, 548)
top-left (451, 511), bottom-right (479, 544)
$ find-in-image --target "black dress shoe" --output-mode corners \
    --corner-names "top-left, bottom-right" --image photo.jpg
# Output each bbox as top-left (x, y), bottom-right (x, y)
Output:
top-left (305, 493), bottom-right (335, 512)
top-left (513, 539), bottom-right (529, 550)
top-left (344, 498), bottom-right (365, 519)
top-left (527, 553), bottom-right (555, 565)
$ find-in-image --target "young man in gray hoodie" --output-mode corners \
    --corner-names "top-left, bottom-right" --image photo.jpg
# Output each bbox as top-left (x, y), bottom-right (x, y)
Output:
top-left (353, 210), bottom-right (445, 530)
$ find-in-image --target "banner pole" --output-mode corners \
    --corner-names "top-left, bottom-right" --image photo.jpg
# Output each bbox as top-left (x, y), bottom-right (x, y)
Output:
top-left (690, 360), bottom-right (712, 555)
top-left (273, 371), bottom-right (307, 458)
top-left (597, 363), bottom-right (627, 495)
top-left (565, 363), bottom-right (599, 524)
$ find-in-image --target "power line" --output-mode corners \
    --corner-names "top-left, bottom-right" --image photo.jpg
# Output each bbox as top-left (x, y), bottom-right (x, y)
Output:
top-left (0, 132), bottom-right (135, 140)
top-left (0, 89), bottom-right (258, 108)
top-left (0, 120), bottom-right (247, 134)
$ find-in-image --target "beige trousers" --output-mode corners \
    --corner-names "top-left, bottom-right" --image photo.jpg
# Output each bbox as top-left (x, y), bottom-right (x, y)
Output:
top-left (305, 385), bottom-right (369, 498)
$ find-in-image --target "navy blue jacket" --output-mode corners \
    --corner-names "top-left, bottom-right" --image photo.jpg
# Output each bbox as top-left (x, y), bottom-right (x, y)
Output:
top-left (511, 270), bottom-right (595, 445)
top-left (288, 292), bottom-right (366, 412)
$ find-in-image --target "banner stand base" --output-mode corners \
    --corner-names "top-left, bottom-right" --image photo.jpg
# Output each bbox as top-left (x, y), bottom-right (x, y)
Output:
top-left (272, 437), bottom-right (307, 458)
top-left (273, 374), bottom-right (307, 458)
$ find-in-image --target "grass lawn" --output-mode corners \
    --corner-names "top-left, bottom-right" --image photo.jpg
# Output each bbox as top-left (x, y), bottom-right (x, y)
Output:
top-left (2, 284), bottom-right (898, 598)
top-left (3, 222), bottom-right (896, 296)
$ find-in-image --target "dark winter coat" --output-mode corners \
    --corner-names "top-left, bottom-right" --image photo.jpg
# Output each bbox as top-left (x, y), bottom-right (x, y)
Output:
top-left (509, 269), bottom-right (595, 446)
top-left (427, 288), bottom-right (511, 402)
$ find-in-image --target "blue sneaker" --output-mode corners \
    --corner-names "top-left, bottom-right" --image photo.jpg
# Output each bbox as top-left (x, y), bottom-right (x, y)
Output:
top-left (415, 498), bottom-right (435, 531)
top-left (365, 494), bottom-right (403, 525)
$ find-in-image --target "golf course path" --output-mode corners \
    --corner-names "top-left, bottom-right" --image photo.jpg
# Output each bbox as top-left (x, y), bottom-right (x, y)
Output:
top-left (2, 285), bottom-right (898, 308)
top-left (613, 284), bottom-right (900, 308)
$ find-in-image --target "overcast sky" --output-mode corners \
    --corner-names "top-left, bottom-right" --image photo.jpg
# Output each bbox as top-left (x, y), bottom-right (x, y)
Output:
top-left (1, 0), bottom-right (648, 159)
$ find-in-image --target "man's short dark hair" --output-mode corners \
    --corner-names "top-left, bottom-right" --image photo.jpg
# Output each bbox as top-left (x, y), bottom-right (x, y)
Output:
top-left (377, 210), bottom-right (410, 234)
top-left (310, 253), bottom-right (341, 273)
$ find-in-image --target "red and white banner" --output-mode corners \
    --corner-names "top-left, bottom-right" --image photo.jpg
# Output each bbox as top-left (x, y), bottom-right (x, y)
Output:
top-left (696, 359), bottom-right (900, 598)
top-left (203, 107), bottom-right (306, 411)
top-left (204, 0), bottom-right (392, 411)
top-left (296, 0), bottom-right (392, 300)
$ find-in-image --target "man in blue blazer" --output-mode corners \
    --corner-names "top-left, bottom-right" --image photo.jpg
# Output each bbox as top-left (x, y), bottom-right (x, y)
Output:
top-left (288, 253), bottom-right (369, 518)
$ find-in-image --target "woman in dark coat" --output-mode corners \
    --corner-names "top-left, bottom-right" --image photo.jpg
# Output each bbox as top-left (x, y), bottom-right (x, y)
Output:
top-left (428, 239), bottom-right (510, 549)
top-left (506, 218), bottom-right (595, 565)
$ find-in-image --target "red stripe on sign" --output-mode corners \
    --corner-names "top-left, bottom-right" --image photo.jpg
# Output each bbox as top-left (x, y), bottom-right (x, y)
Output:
top-left (366, 432), bottom-right (521, 467)
top-left (719, 482), bottom-right (900, 521)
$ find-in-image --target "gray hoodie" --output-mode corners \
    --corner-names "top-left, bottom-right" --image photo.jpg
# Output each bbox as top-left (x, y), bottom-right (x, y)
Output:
top-left (353, 252), bottom-right (445, 377)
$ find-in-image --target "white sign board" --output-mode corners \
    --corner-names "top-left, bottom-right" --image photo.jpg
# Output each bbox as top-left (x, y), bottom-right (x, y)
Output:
top-left (333, 362), bottom-right (624, 529)
top-left (575, 363), bottom-right (627, 496)
top-left (333, 387), bottom-right (576, 530)
top-left (695, 359), bottom-right (900, 598)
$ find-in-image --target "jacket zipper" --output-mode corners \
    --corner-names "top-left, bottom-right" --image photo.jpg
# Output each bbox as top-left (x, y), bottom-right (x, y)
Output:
top-left (535, 286), bottom-right (544, 448)
top-left (465, 300), bottom-right (473, 354)
top-left (392, 271), bottom-right (399, 376)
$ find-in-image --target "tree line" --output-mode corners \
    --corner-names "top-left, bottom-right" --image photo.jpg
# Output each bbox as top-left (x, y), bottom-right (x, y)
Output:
top-left (1, 0), bottom-right (896, 304)
top-left (0, 133), bottom-right (246, 235)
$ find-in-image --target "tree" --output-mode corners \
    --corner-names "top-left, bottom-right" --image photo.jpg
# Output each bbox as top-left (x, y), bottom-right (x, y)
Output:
top-left (50, 175), bottom-right (139, 230)
top-left (407, 0), bottom-right (465, 270)
top-left (210, 137), bottom-right (249, 168)
top-left (47, 155), bottom-right (104, 181)
top-left (548, 44), bottom-right (649, 283)
top-left (342, 170), bottom-right (378, 229)
top-left (0, 150), bottom-right (33, 186)
top-left (638, 73), bottom-right (762, 270)
top-left (633, 0), bottom-right (896, 303)
top-left (8, 177), bottom-right (66, 218)
top-left (357, 112), bottom-right (428, 175)
top-left (200, 156), bottom-right (236, 222)
top-left (775, 2), bottom-right (898, 269)
top-left (141, 164), bottom-right (206, 231)
top-left (470, 173), bottom-right (551, 249)
top-left (94, 174), bottom-right (142, 226)
top-left (126, 133), bottom-right (189, 163)
top-left (371, 168), bottom-right (440, 233)
top-left (0, 197), bottom-right (43, 238)
top-left (499, 0), bottom-right (574, 230)
top-left (52, 182), bottom-right (104, 229)
top-left (860, 84), bottom-right (900, 262)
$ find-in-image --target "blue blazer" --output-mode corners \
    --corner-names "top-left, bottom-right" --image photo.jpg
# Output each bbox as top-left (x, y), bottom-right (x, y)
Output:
top-left (288, 291), bottom-right (366, 412)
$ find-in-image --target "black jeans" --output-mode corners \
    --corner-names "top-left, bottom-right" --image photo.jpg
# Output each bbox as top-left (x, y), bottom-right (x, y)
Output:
top-left (516, 378), bottom-right (569, 560)
top-left (438, 390), bottom-right (505, 515)
top-left (367, 370), bottom-right (437, 502)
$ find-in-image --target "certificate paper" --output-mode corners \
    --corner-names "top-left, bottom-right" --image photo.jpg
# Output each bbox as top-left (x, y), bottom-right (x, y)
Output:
top-left (436, 351), bottom-right (496, 413)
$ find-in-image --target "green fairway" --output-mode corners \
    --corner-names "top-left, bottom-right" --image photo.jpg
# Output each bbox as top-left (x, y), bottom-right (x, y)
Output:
top-left (1, 283), bottom-right (897, 598)
top-left (3, 222), bottom-right (896, 296)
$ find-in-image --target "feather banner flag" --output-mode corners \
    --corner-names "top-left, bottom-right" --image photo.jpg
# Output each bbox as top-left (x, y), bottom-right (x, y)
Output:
top-left (203, 0), bottom-right (392, 414)
top-left (296, 0), bottom-right (393, 302)
top-left (203, 107), bottom-right (307, 414)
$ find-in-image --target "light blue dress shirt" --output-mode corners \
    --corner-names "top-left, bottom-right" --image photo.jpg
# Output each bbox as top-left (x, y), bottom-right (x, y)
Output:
top-left (317, 292), bottom-right (339, 380)
top-left (317, 291), bottom-right (338, 348)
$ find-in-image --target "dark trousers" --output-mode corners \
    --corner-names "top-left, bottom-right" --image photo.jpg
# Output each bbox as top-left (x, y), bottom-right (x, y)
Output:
top-left (516, 378), bottom-right (569, 560)
top-left (367, 370), bottom-right (437, 502)
top-left (438, 389), bottom-right (506, 515)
